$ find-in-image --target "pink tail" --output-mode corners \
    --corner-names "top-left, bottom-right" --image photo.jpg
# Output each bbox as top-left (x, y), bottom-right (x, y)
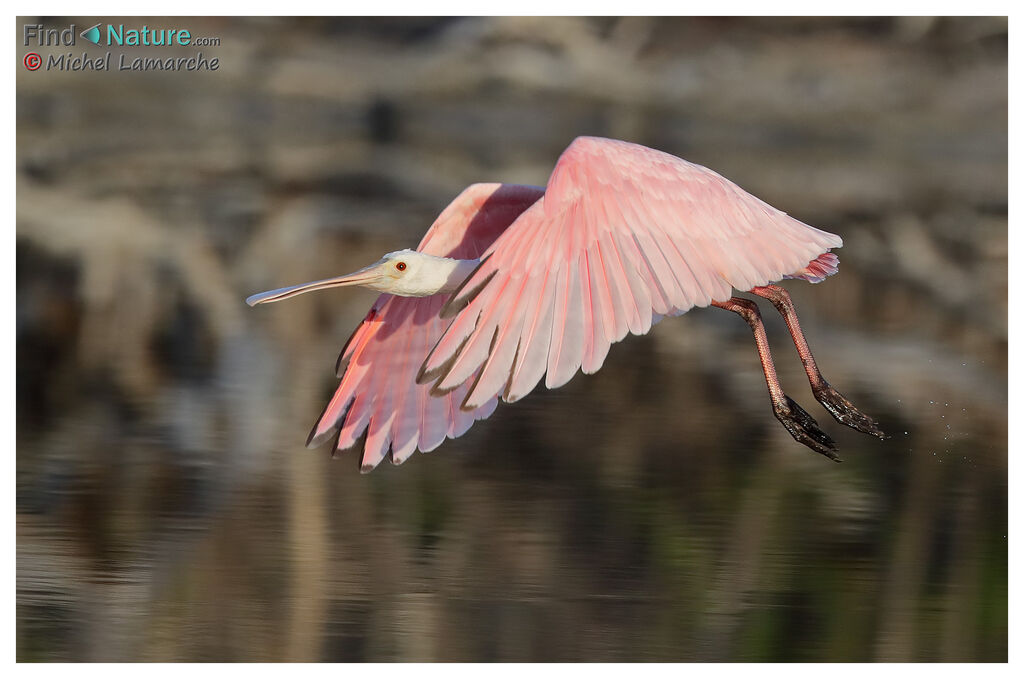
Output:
top-left (784, 252), bottom-right (839, 284)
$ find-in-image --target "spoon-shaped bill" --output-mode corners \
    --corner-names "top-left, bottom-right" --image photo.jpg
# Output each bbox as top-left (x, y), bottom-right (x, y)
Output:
top-left (246, 262), bottom-right (385, 306)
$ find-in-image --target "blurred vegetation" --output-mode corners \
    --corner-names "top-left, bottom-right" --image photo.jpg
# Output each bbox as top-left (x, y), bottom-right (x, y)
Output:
top-left (17, 16), bottom-right (1006, 661)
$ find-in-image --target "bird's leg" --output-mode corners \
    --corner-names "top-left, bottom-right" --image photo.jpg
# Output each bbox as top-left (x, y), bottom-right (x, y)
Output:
top-left (713, 297), bottom-right (840, 461)
top-left (750, 284), bottom-right (887, 439)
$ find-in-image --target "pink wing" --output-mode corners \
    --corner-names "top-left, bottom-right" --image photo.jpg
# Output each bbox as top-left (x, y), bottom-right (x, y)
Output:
top-left (308, 183), bottom-right (544, 471)
top-left (419, 136), bottom-right (843, 410)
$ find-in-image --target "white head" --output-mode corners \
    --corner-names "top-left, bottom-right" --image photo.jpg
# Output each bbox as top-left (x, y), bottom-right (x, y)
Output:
top-left (246, 249), bottom-right (478, 306)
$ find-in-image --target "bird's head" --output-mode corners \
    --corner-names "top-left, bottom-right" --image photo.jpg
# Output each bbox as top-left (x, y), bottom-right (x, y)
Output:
top-left (365, 249), bottom-right (442, 296)
top-left (246, 249), bottom-right (475, 306)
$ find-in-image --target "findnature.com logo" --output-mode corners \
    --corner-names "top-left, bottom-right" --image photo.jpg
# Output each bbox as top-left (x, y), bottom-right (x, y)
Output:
top-left (22, 21), bottom-right (221, 72)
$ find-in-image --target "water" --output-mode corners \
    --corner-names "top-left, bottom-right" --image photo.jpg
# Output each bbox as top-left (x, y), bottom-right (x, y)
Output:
top-left (16, 17), bottom-right (1006, 661)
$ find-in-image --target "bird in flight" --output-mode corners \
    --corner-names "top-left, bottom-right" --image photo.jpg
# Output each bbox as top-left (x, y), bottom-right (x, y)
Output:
top-left (248, 137), bottom-right (886, 471)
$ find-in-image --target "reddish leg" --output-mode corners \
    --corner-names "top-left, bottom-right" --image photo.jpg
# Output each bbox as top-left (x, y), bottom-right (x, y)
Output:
top-left (713, 297), bottom-right (840, 461)
top-left (750, 284), bottom-right (887, 439)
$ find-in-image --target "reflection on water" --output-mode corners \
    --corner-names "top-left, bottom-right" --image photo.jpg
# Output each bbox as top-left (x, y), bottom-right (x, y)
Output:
top-left (17, 17), bottom-right (1006, 661)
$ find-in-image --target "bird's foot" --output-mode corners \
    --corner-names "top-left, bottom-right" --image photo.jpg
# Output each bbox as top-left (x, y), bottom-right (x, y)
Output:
top-left (774, 395), bottom-right (841, 461)
top-left (812, 382), bottom-right (888, 440)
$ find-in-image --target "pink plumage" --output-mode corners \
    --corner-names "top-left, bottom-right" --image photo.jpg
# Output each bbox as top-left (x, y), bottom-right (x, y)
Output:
top-left (251, 136), bottom-right (874, 470)
top-left (420, 137), bottom-right (842, 410)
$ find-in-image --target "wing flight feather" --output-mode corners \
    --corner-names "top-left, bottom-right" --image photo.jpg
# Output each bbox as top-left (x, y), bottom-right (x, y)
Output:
top-left (419, 136), bottom-right (843, 408)
top-left (308, 183), bottom-right (543, 470)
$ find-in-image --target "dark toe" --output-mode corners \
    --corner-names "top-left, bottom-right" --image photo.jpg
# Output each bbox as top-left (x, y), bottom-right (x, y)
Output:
top-left (774, 396), bottom-right (841, 462)
top-left (813, 383), bottom-right (888, 439)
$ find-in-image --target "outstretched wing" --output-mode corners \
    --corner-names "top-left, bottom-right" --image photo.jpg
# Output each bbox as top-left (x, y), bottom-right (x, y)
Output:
top-left (308, 183), bottom-right (544, 470)
top-left (418, 136), bottom-right (843, 410)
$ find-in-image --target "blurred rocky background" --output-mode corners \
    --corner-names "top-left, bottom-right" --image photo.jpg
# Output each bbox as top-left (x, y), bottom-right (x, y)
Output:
top-left (17, 16), bottom-right (1006, 661)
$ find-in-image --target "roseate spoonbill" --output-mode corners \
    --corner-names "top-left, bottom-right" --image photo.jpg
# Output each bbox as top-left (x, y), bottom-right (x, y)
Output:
top-left (248, 137), bottom-right (885, 470)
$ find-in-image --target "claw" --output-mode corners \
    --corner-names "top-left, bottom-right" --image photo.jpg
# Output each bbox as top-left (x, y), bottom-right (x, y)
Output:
top-left (812, 382), bottom-right (888, 440)
top-left (773, 396), bottom-right (841, 461)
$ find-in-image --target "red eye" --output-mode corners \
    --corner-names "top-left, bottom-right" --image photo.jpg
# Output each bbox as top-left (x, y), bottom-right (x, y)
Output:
top-left (396, 262), bottom-right (406, 271)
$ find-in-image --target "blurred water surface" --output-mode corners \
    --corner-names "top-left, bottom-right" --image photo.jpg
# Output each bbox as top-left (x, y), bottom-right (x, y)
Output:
top-left (17, 17), bottom-right (1006, 661)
